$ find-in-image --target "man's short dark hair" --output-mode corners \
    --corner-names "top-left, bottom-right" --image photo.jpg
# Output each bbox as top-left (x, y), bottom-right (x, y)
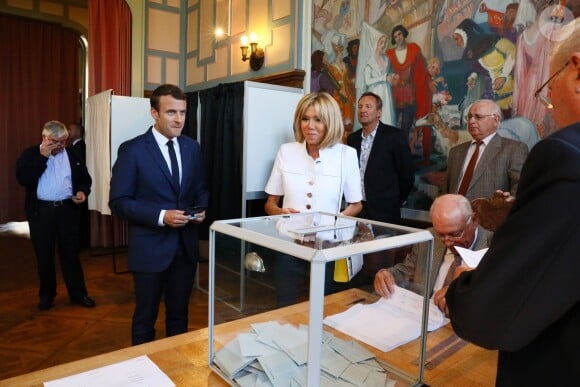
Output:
top-left (69, 123), bottom-right (84, 137)
top-left (359, 91), bottom-right (383, 110)
top-left (391, 25), bottom-right (409, 45)
top-left (150, 84), bottom-right (186, 111)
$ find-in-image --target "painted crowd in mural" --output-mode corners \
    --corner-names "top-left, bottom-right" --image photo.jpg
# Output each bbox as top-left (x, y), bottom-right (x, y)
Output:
top-left (311, 0), bottom-right (578, 211)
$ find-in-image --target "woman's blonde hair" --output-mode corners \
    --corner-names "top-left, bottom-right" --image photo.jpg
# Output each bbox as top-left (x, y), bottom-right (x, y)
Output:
top-left (293, 92), bottom-right (344, 148)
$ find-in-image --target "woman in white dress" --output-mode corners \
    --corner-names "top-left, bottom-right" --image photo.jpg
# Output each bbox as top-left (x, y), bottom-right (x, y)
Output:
top-left (264, 92), bottom-right (362, 306)
top-left (356, 22), bottom-right (396, 126)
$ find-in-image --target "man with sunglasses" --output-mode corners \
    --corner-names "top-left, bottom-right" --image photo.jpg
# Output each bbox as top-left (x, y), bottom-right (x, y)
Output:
top-left (373, 194), bottom-right (492, 307)
top-left (445, 18), bottom-right (580, 385)
top-left (444, 99), bottom-right (528, 199)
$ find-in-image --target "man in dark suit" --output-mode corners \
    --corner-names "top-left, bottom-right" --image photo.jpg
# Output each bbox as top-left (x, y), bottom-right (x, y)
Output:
top-left (347, 91), bottom-right (414, 276)
top-left (67, 123), bottom-right (86, 162)
top-left (68, 123), bottom-right (89, 247)
top-left (347, 92), bottom-right (414, 224)
top-left (109, 84), bottom-right (209, 345)
top-left (16, 120), bottom-right (95, 311)
top-left (445, 21), bottom-right (580, 385)
top-left (444, 99), bottom-right (528, 200)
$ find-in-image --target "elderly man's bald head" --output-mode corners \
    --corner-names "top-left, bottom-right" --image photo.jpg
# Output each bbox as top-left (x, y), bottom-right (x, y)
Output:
top-left (431, 194), bottom-right (477, 250)
top-left (431, 194), bottom-right (472, 223)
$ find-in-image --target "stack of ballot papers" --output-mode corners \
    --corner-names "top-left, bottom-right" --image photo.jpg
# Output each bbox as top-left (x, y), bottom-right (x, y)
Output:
top-left (213, 321), bottom-right (396, 386)
top-left (324, 286), bottom-right (448, 352)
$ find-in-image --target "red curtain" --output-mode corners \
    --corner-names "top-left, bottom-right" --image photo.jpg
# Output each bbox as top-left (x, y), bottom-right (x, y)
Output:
top-left (0, 13), bottom-right (80, 223)
top-left (88, 0), bottom-right (132, 247)
top-left (88, 0), bottom-right (132, 96)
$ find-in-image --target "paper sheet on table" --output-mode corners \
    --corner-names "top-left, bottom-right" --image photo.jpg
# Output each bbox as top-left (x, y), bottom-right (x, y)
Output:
top-left (44, 355), bottom-right (174, 387)
top-left (257, 350), bottom-right (302, 387)
top-left (272, 324), bottom-right (308, 365)
top-left (455, 246), bottom-right (488, 268)
top-left (214, 338), bottom-right (256, 378)
top-left (324, 286), bottom-right (447, 352)
top-left (238, 333), bottom-right (277, 357)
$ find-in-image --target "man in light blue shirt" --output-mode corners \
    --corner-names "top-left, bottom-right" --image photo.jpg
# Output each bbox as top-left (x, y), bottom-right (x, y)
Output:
top-left (16, 120), bottom-right (94, 311)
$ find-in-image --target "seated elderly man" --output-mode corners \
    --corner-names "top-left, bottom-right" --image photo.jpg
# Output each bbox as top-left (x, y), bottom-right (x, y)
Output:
top-left (373, 194), bottom-right (492, 310)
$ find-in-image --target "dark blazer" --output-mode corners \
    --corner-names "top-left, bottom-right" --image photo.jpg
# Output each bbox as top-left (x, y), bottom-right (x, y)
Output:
top-left (109, 128), bottom-right (209, 273)
top-left (16, 146), bottom-right (92, 220)
top-left (347, 121), bottom-right (414, 223)
top-left (71, 139), bottom-right (86, 162)
top-left (445, 134), bottom-right (528, 200)
top-left (446, 122), bottom-right (580, 385)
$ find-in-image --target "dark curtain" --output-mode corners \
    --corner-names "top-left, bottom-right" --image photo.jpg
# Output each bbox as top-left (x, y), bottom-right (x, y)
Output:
top-left (198, 82), bottom-right (245, 238)
top-left (0, 13), bottom-right (80, 223)
top-left (88, 0), bottom-right (132, 247)
top-left (88, 0), bottom-right (132, 96)
top-left (183, 92), bottom-right (199, 140)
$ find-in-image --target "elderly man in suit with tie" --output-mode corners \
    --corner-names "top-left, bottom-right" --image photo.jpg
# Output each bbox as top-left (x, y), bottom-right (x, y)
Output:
top-left (109, 84), bottom-right (209, 345)
top-left (444, 99), bottom-right (528, 200)
top-left (445, 18), bottom-right (580, 384)
top-left (374, 194), bottom-right (492, 311)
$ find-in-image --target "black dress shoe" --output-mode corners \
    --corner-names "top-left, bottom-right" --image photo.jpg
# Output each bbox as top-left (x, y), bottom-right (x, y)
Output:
top-left (38, 298), bottom-right (54, 311)
top-left (71, 295), bottom-right (96, 308)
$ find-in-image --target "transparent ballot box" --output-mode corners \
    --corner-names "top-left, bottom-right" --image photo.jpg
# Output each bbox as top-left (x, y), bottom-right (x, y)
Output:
top-left (208, 212), bottom-right (434, 386)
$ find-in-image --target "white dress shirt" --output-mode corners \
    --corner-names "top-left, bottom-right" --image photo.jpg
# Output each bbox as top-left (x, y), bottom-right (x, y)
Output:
top-left (359, 123), bottom-right (379, 201)
top-left (460, 132), bottom-right (496, 179)
top-left (151, 127), bottom-right (183, 226)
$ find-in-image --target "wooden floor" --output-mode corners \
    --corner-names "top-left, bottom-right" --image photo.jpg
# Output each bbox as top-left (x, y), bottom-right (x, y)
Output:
top-left (0, 235), bottom-right (237, 381)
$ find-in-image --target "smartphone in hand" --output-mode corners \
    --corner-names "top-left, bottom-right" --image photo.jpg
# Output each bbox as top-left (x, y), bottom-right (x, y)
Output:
top-left (185, 206), bottom-right (206, 220)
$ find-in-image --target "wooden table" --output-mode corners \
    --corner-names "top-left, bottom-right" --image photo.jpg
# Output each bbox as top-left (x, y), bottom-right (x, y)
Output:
top-left (0, 289), bottom-right (497, 386)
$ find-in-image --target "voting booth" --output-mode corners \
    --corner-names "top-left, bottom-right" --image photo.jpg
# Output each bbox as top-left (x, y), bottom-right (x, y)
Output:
top-left (85, 90), bottom-right (154, 215)
top-left (208, 213), bottom-right (435, 386)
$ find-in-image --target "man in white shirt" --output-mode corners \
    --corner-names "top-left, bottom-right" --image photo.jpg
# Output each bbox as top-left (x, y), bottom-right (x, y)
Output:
top-left (373, 194), bottom-right (492, 312)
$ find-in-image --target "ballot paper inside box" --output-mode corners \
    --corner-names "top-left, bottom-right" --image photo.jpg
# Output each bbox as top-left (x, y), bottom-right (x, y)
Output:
top-left (208, 212), bottom-right (434, 386)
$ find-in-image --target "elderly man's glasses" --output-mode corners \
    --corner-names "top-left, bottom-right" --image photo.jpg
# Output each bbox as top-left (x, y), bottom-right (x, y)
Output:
top-left (466, 113), bottom-right (496, 120)
top-left (438, 215), bottom-right (472, 242)
top-left (535, 61), bottom-right (569, 109)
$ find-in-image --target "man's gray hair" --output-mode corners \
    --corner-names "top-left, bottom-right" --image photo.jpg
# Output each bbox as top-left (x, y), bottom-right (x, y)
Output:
top-left (41, 121), bottom-right (68, 139)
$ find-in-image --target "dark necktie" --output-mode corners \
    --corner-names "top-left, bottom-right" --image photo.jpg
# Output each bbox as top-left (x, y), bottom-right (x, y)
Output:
top-left (167, 140), bottom-right (180, 191)
top-left (457, 141), bottom-right (482, 196)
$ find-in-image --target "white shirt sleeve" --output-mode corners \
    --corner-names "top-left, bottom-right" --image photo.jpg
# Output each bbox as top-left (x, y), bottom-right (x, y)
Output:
top-left (342, 145), bottom-right (363, 204)
top-left (264, 147), bottom-right (285, 196)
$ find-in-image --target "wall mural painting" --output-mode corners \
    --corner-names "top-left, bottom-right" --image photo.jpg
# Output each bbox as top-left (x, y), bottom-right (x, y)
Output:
top-left (311, 0), bottom-right (578, 211)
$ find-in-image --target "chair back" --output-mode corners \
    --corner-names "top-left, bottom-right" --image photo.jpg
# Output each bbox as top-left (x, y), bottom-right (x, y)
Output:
top-left (471, 192), bottom-right (513, 232)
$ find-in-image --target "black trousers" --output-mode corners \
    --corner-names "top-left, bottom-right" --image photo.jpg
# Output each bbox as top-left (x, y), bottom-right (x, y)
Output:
top-left (131, 247), bottom-right (196, 345)
top-left (28, 200), bottom-right (88, 301)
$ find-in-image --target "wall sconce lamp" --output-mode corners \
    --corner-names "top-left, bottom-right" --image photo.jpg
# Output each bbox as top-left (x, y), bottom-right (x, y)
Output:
top-left (240, 33), bottom-right (264, 71)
